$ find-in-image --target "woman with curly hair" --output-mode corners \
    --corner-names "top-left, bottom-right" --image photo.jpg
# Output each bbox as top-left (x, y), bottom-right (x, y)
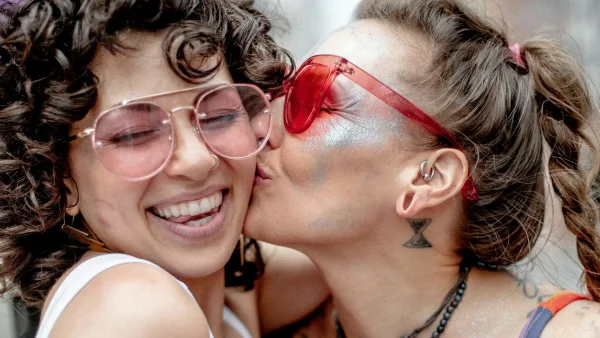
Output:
top-left (0, 1), bottom-right (328, 337)
top-left (245, 0), bottom-right (600, 336)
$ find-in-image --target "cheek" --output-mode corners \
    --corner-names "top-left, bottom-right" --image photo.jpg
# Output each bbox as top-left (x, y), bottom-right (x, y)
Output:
top-left (69, 145), bottom-right (147, 230)
top-left (227, 157), bottom-right (256, 191)
top-left (281, 113), bottom-right (400, 187)
top-left (279, 140), bottom-right (321, 187)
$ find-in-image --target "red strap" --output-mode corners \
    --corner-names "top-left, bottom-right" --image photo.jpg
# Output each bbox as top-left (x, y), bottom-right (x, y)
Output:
top-left (540, 291), bottom-right (591, 315)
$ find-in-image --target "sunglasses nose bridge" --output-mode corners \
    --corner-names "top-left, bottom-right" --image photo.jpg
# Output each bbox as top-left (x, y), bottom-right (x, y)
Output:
top-left (171, 105), bottom-right (196, 114)
top-left (168, 105), bottom-right (204, 140)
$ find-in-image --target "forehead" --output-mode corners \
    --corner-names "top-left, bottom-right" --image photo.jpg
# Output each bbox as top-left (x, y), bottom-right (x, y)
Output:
top-left (309, 20), bottom-right (426, 90)
top-left (90, 31), bottom-right (232, 113)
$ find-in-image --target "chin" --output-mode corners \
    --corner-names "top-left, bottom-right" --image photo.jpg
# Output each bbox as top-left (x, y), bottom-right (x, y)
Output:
top-left (242, 203), bottom-right (268, 240)
top-left (245, 196), bottom-right (312, 246)
top-left (244, 214), bottom-right (291, 247)
top-left (159, 227), bottom-right (242, 280)
top-left (165, 250), bottom-right (232, 280)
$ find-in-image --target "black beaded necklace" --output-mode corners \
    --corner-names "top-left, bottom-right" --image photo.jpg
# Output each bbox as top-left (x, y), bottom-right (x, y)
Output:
top-left (334, 263), bottom-right (471, 338)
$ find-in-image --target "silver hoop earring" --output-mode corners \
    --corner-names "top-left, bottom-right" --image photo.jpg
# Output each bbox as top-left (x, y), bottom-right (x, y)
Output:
top-left (210, 155), bottom-right (219, 170)
top-left (420, 160), bottom-right (435, 180)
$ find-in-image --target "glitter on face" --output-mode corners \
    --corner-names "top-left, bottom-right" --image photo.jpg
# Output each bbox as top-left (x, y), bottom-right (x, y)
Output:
top-left (295, 77), bottom-right (405, 186)
top-left (305, 78), bottom-right (403, 150)
top-left (244, 20), bottom-right (431, 247)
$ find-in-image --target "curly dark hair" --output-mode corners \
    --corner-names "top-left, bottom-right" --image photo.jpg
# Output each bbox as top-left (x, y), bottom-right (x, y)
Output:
top-left (0, 0), bottom-right (293, 307)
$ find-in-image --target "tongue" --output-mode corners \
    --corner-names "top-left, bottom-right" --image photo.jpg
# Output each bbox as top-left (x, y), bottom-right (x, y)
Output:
top-left (164, 208), bottom-right (218, 224)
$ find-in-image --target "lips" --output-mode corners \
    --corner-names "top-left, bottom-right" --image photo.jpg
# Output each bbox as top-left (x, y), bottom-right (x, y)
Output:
top-left (254, 165), bottom-right (272, 186)
top-left (258, 165), bottom-right (273, 179)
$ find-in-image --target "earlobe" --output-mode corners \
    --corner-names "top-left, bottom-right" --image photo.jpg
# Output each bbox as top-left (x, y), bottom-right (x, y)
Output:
top-left (396, 189), bottom-right (414, 218)
top-left (66, 205), bottom-right (80, 217)
top-left (395, 180), bottom-right (430, 218)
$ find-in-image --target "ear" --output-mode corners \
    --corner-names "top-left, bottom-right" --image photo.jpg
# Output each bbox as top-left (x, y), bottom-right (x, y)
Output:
top-left (396, 148), bottom-right (468, 218)
top-left (64, 176), bottom-right (80, 217)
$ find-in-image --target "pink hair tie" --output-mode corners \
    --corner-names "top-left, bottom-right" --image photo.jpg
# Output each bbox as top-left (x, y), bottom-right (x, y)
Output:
top-left (509, 43), bottom-right (527, 71)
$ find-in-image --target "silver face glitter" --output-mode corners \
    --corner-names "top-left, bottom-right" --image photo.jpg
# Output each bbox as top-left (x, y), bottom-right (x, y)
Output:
top-left (299, 77), bottom-right (405, 186)
top-left (307, 79), bottom-right (399, 148)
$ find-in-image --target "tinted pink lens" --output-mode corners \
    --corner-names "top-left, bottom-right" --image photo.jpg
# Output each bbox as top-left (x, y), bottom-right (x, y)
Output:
top-left (195, 85), bottom-right (270, 158)
top-left (286, 63), bottom-right (330, 133)
top-left (93, 103), bottom-right (173, 179)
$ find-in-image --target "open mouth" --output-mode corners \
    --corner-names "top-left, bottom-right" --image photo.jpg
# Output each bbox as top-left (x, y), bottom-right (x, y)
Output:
top-left (151, 190), bottom-right (227, 226)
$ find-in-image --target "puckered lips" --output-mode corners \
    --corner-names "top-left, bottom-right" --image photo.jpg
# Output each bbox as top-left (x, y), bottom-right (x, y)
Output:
top-left (254, 165), bottom-right (272, 187)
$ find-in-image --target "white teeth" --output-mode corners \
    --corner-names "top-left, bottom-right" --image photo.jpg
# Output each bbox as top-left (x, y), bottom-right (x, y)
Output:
top-left (154, 191), bottom-right (223, 219)
top-left (170, 206), bottom-right (181, 217)
top-left (186, 215), bottom-right (213, 227)
top-left (189, 202), bottom-right (202, 216)
top-left (212, 193), bottom-right (222, 208)
top-left (199, 198), bottom-right (211, 215)
top-left (179, 204), bottom-right (189, 215)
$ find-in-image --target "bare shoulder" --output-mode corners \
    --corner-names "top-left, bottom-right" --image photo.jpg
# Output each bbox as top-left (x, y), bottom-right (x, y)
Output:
top-left (543, 299), bottom-right (600, 338)
top-left (49, 262), bottom-right (210, 338)
top-left (256, 242), bottom-right (330, 333)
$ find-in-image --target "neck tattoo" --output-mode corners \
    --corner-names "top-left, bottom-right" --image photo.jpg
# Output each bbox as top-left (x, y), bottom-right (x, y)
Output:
top-left (334, 262), bottom-right (471, 338)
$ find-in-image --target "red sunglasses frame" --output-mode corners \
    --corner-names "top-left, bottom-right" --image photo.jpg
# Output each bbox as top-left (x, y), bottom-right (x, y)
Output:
top-left (277, 54), bottom-right (478, 201)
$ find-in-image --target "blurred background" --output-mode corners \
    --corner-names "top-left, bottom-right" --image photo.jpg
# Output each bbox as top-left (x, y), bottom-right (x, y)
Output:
top-left (257, 0), bottom-right (599, 89)
top-left (1, 1), bottom-right (598, 337)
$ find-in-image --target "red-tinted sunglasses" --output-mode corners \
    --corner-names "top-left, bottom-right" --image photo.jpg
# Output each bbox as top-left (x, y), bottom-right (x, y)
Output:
top-left (277, 54), bottom-right (478, 201)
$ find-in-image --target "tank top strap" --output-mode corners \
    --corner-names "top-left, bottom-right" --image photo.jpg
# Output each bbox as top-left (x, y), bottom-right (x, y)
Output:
top-left (519, 290), bottom-right (591, 338)
top-left (223, 305), bottom-right (253, 338)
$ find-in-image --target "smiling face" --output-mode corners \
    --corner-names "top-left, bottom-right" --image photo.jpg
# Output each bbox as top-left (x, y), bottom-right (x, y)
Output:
top-left (67, 31), bottom-right (255, 279)
top-left (244, 21), bottom-right (429, 247)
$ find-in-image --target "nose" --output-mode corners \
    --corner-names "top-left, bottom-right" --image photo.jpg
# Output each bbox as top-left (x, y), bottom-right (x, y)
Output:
top-left (163, 108), bottom-right (216, 180)
top-left (260, 96), bottom-right (285, 152)
top-left (250, 105), bottom-right (271, 147)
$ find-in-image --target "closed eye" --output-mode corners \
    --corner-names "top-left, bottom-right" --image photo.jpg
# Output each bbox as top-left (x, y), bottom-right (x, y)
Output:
top-left (102, 127), bottom-right (164, 147)
top-left (198, 109), bottom-right (245, 130)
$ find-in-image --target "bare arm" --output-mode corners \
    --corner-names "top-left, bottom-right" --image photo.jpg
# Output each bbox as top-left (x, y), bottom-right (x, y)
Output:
top-left (544, 300), bottom-right (600, 338)
top-left (256, 242), bottom-right (330, 334)
top-left (49, 263), bottom-right (210, 338)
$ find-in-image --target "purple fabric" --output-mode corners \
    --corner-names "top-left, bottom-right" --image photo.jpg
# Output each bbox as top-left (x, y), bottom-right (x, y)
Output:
top-left (519, 307), bottom-right (553, 338)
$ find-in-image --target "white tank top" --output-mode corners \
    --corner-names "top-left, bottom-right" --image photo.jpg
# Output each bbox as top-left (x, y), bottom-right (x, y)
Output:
top-left (36, 253), bottom-right (252, 338)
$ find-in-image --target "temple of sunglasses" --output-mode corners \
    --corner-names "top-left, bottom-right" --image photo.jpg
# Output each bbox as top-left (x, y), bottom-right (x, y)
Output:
top-left (68, 84), bottom-right (273, 180)
top-left (282, 54), bottom-right (478, 201)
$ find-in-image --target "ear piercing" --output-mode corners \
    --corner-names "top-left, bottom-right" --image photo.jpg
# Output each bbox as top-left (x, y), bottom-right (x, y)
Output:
top-left (420, 160), bottom-right (435, 180)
